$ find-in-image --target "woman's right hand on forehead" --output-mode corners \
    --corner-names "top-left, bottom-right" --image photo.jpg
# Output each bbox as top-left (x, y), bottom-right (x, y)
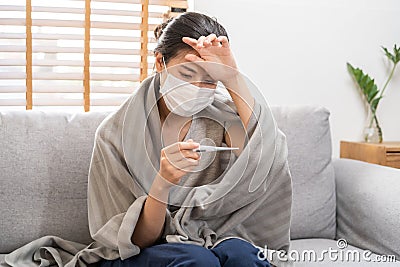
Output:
top-left (158, 139), bottom-right (201, 187)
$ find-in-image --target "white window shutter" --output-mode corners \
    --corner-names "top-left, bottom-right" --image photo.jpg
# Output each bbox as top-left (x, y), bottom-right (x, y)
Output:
top-left (0, 0), bottom-right (188, 112)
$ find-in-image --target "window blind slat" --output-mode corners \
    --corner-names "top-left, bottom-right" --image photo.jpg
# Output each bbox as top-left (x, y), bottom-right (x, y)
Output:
top-left (32, 19), bottom-right (84, 27)
top-left (32, 46), bottom-right (83, 53)
top-left (0, 59), bottom-right (26, 66)
top-left (0, 86), bottom-right (26, 93)
top-left (92, 8), bottom-right (163, 18)
top-left (91, 86), bottom-right (135, 93)
top-left (33, 33), bottom-right (84, 40)
top-left (33, 98), bottom-right (83, 106)
top-left (0, 45), bottom-right (25, 52)
top-left (33, 59), bottom-right (83, 66)
top-left (0, 99), bottom-right (26, 106)
top-left (0, 5), bottom-right (25, 11)
top-left (91, 35), bottom-right (141, 42)
top-left (0, 19), bottom-right (25, 26)
top-left (91, 21), bottom-right (138, 30)
top-left (90, 47), bottom-right (141, 55)
top-left (31, 97), bottom-right (132, 106)
top-left (0, 33), bottom-right (26, 39)
top-left (33, 73), bottom-right (82, 80)
top-left (0, 73), bottom-right (26, 79)
top-left (91, 61), bottom-right (141, 67)
top-left (33, 6), bottom-right (84, 14)
top-left (90, 73), bottom-right (140, 81)
top-left (33, 86), bottom-right (83, 93)
top-left (91, 97), bottom-right (130, 106)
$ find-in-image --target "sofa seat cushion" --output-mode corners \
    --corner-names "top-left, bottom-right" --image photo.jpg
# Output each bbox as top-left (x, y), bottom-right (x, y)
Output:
top-left (289, 238), bottom-right (399, 266)
top-left (334, 159), bottom-right (400, 259)
top-left (271, 106), bottom-right (336, 240)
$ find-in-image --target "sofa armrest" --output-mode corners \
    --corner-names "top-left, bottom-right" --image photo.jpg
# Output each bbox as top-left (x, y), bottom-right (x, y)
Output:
top-left (333, 158), bottom-right (400, 259)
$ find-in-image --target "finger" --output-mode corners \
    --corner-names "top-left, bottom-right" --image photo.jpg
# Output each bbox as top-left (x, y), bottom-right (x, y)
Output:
top-left (163, 151), bottom-right (199, 170)
top-left (165, 149), bottom-right (200, 162)
top-left (197, 36), bottom-right (206, 48)
top-left (217, 36), bottom-right (229, 48)
top-left (163, 140), bottom-right (199, 154)
top-left (184, 53), bottom-right (205, 63)
top-left (206, 33), bottom-right (217, 41)
top-left (178, 149), bottom-right (201, 160)
top-left (172, 158), bottom-right (199, 171)
top-left (204, 34), bottom-right (217, 47)
top-left (182, 37), bottom-right (198, 50)
top-left (163, 151), bottom-right (183, 164)
top-left (178, 141), bottom-right (200, 152)
top-left (177, 158), bottom-right (199, 170)
top-left (211, 37), bottom-right (221, 47)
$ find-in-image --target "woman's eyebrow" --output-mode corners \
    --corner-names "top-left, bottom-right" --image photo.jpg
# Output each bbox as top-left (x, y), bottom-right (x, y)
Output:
top-left (181, 65), bottom-right (196, 73)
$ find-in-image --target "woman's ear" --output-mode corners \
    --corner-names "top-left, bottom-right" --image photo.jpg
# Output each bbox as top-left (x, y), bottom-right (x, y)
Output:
top-left (154, 52), bottom-right (164, 73)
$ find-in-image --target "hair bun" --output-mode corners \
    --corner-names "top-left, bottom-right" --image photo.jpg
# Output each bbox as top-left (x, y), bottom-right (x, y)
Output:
top-left (154, 17), bottom-right (174, 41)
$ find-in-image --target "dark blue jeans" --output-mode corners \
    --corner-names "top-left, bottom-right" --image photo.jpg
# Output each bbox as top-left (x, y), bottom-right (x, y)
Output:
top-left (98, 238), bottom-right (271, 267)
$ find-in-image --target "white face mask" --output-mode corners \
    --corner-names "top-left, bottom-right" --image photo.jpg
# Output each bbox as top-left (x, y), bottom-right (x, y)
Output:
top-left (159, 57), bottom-right (215, 117)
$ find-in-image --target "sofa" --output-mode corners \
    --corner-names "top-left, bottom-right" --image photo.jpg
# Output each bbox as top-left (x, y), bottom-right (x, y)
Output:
top-left (0, 105), bottom-right (399, 266)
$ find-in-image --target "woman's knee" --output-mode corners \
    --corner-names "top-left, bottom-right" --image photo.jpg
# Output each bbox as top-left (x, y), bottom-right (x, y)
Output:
top-left (211, 238), bottom-right (271, 266)
top-left (169, 243), bottom-right (220, 267)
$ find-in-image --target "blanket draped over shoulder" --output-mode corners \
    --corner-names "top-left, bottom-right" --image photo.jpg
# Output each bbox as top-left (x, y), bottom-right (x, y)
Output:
top-left (1, 73), bottom-right (292, 267)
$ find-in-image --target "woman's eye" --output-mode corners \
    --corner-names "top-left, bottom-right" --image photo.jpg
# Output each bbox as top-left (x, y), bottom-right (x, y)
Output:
top-left (180, 73), bottom-right (192, 79)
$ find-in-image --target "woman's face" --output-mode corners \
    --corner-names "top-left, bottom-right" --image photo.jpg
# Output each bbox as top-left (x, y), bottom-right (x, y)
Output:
top-left (155, 50), bottom-right (217, 89)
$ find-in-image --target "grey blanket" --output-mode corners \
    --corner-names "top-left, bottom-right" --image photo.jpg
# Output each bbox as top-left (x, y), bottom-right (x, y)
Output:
top-left (1, 73), bottom-right (293, 266)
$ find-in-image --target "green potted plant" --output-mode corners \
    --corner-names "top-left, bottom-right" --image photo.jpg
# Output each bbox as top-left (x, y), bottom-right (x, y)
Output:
top-left (347, 44), bottom-right (399, 143)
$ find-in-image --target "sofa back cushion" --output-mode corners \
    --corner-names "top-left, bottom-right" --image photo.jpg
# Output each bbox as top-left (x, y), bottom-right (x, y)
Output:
top-left (0, 110), bottom-right (110, 253)
top-left (271, 106), bottom-right (336, 240)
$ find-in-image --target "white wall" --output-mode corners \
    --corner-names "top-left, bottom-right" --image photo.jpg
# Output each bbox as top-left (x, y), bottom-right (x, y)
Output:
top-left (194, 0), bottom-right (400, 158)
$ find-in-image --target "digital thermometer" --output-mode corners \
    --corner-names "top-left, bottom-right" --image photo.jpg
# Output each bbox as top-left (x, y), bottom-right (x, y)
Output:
top-left (193, 145), bottom-right (239, 153)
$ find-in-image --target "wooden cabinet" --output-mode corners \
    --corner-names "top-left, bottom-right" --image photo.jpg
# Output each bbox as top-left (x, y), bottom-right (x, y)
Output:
top-left (340, 141), bottom-right (400, 169)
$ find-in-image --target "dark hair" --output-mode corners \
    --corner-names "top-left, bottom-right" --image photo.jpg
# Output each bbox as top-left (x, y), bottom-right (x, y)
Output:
top-left (153, 12), bottom-right (229, 64)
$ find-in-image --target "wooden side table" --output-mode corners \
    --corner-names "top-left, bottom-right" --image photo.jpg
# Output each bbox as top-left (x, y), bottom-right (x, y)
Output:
top-left (340, 141), bottom-right (400, 169)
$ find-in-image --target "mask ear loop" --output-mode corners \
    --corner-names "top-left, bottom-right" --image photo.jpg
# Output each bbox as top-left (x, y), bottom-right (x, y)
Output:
top-left (159, 56), bottom-right (168, 96)
top-left (162, 56), bottom-right (168, 77)
top-left (160, 56), bottom-right (169, 90)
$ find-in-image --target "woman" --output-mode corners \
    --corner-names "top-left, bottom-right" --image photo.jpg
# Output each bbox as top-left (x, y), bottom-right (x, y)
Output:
top-left (89, 11), bottom-right (292, 267)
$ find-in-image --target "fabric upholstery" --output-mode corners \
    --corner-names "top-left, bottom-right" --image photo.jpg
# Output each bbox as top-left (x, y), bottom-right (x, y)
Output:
top-left (334, 158), bottom-right (400, 259)
top-left (270, 106), bottom-right (336, 240)
top-left (0, 110), bottom-right (110, 253)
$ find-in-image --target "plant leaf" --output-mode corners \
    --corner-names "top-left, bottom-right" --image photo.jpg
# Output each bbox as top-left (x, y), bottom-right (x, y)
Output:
top-left (382, 44), bottom-right (400, 64)
top-left (347, 62), bottom-right (380, 105)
